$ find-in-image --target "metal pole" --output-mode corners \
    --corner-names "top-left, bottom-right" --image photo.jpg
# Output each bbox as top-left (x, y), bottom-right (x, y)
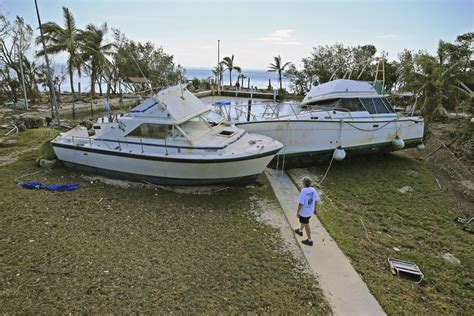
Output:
top-left (217, 39), bottom-right (220, 94)
top-left (35, 0), bottom-right (60, 126)
top-left (18, 49), bottom-right (29, 110)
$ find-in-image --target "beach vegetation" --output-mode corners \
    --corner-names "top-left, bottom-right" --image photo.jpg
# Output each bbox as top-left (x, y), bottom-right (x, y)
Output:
top-left (267, 55), bottom-right (291, 91)
top-left (221, 55), bottom-right (241, 88)
top-left (112, 29), bottom-right (185, 92)
top-left (78, 23), bottom-right (115, 97)
top-left (36, 7), bottom-right (82, 117)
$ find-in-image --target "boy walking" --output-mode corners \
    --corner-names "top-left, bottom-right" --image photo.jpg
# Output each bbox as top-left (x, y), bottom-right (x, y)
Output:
top-left (294, 177), bottom-right (320, 246)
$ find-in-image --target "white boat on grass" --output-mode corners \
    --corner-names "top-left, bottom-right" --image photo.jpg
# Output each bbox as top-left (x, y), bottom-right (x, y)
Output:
top-left (52, 85), bottom-right (283, 185)
top-left (232, 79), bottom-right (424, 161)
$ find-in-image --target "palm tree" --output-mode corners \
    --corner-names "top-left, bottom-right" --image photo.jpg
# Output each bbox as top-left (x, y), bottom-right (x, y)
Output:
top-left (222, 55), bottom-right (241, 87)
top-left (78, 23), bottom-right (115, 97)
top-left (212, 62), bottom-right (224, 89)
top-left (267, 55), bottom-right (291, 90)
top-left (37, 7), bottom-right (82, 117)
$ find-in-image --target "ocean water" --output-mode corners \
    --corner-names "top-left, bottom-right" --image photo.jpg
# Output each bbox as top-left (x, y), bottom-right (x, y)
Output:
top-left (54, 66), bottom-right (290, 93)
top-left (185, 67), bottom-right (291, 90)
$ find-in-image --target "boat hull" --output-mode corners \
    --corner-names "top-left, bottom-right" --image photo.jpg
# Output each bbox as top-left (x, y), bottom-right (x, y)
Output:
top-left (236, 118), bottom-right (424, 157)
top-left (52, 143), bottom-right (279, 185)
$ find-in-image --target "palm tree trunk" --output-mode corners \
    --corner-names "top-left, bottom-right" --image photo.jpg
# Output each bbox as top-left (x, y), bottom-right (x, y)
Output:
top-left (90, 70), bottom-right (96, 96)
top-left (68, 67), bottom-right (76, 118)
top-left (279, 70), bottom-right (283, 90)
top-left (98, 77), bottom-right (103, 96)
top-left (229, 71), bottom-right (232, 88)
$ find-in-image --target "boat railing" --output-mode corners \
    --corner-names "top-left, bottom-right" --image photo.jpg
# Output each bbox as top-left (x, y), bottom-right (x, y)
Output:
top-left (67, 135), bottom-right (196, 154)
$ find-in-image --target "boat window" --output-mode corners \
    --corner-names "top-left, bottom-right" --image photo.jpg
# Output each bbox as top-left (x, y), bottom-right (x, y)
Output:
top-left (360, 98), bottom-right (394, 114)
top-left (339, 98), bottom-right (366, 111)
top-left (307, 99), bottom-right (340, 109)
top-left (382, 98), bottom-right (395, 113)
top-left (309, 98), bottom-right (366, 112)
top-left (360, 98), bottom-right (377, 114)
top-left (373, 98), bottom-right (390, 113)
top-left (126, 123), bottom-right (172, 139)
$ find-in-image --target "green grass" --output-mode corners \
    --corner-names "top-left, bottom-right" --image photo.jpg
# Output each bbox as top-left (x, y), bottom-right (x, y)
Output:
top-left (288, 153), bottom-right (473, 314)
top-left (17, 128), bottom-right (59, 143)
top-left (0, 149), bottom-right (331, 313)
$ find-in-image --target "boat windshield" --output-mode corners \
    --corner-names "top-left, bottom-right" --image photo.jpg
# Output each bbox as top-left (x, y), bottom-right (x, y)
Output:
top-left (178, 116), bottom-right (212, 138)
top-left (202, 111), bottom-right (224, 126)
top-left (308, 98), bottom-right (394, 114)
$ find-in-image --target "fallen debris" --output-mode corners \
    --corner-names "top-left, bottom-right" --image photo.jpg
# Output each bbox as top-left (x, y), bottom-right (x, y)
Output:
top-left (11, 114), bottom-right (45, 130)
top-left (38, 159), bottom-right (57, 169)
top-left (388, 258), bottom-right (424, 284)
top-left (455, 216), bottom-right (473, 225)
top-left (398, 186), bottom-right (413, 194)
top-left (440, 253), bottom-right (460, 264)
top-left (407, 170), bottom-right (419, 177)
top-left (0, 136), bottom-right (20, 147)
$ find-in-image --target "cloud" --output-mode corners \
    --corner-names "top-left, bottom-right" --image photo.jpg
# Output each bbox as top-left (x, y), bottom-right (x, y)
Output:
top-left (377, 34), bottom-right (397, 39)
top-left (258, 29), bottom-right (302, 46)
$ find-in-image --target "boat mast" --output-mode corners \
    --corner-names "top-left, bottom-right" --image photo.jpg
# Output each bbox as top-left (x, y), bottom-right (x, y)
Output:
top-left (35, 0), bottom-right (61, 126)
top-left (217, 39), bottom-right (220, 94)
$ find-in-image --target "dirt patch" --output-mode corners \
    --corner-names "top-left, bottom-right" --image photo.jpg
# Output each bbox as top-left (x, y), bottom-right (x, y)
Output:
top-left (0, 146), bottom-right (38, 167)
top-left (248, 192), bottom-right (308, 269)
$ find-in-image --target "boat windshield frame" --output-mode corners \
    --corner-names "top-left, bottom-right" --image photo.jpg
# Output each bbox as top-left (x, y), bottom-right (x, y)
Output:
top-left (175, 110), bottom-right (226, 143)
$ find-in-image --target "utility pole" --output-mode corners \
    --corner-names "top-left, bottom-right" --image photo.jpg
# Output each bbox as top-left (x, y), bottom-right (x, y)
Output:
top-left (34, 0), bottom-right (61, 126)
top-left (217, 39), bottom-right (220, 95)
top-left (17, 43), bottom-right (28, 110)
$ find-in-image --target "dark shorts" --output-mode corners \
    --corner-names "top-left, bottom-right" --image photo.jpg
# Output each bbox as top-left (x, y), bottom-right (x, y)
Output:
top-left (299, 216), bottom-right (311, 224)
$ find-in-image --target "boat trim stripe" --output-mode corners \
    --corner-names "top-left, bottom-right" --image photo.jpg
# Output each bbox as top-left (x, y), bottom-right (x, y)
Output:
top-left (52, 142), bottom-right (281, 163)
top-left (130, 102), bottom-right (157, 113)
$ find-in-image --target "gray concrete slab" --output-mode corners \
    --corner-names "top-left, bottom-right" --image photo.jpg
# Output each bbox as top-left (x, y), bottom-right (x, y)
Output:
top-left (265, 168), bottom-right (386, 316)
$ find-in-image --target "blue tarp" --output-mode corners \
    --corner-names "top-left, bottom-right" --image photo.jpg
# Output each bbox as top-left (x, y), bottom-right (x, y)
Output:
top-left (20, 181), bottom-right (80, 192)
top-left (214, 100), bottom-right (231, 106)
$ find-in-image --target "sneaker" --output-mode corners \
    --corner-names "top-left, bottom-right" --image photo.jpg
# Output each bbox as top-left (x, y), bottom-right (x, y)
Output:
top-left (294, 228), bottom-right (303, 236)
top-left (302, 239), bottom-right (314, 246)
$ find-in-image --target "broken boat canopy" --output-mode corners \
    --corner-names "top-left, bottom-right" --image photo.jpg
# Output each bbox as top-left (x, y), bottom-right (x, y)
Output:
top-left (129, 84), bottom-right (209, 124)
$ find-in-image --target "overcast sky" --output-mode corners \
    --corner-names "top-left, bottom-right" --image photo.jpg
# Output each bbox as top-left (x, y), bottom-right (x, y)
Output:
top-left (1, 0), bottom-right (472, 69)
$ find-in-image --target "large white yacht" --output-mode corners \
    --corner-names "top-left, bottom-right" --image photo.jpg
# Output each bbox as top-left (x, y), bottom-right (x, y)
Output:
top-left (52, 85), bottom-right (283, 185)
top-left (233, 79), bottom-right (424, 160)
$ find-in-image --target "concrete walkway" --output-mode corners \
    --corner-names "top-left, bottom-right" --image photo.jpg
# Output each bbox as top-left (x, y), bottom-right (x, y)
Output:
top-left (265, 169), bottom-right (385, 316)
